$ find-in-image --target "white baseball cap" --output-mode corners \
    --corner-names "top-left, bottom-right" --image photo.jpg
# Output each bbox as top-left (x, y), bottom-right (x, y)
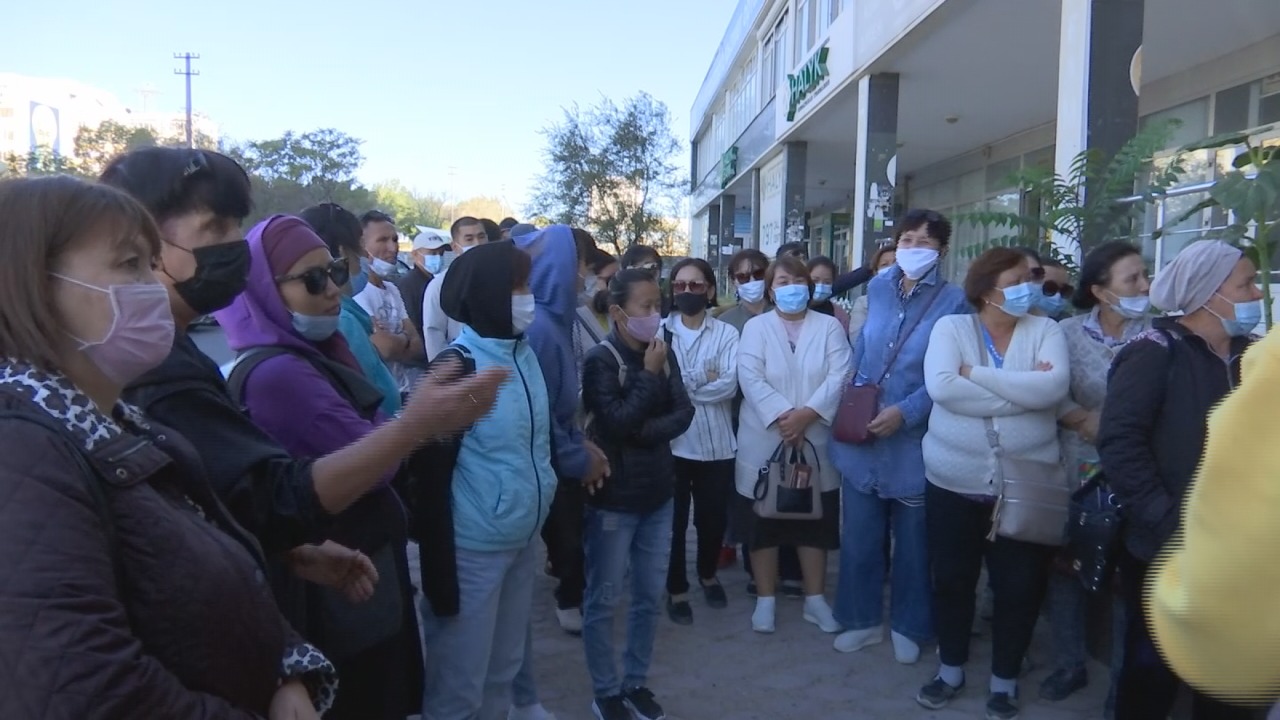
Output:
top-left (412, 226), bottom-right (450, 251)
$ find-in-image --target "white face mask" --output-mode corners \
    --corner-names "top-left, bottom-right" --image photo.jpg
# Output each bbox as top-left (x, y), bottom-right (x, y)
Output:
top-left (1107, 291), bottom-right (1150, 320)
top-left (738, 279), bottom-right (766, 304)
top-left (512, 293), bottom-right (536, 334)
top-left (895, 247), bottom-right (940, 280)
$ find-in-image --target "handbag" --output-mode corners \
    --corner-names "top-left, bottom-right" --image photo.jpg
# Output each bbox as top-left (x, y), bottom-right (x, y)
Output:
top-left (753, 440), bottom-right (823, 521)
top-left (972, 315), bottom-right (1071, 547)
top-left (1065, 470), bottom-right (1124, 593)
top-left (833, 283), bottom-right (945, 445)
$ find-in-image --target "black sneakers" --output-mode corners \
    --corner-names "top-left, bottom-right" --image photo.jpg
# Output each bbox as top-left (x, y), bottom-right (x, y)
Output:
top-left (1038, 666), bottom-right (1088, 701)
top-left (665, 596), bottom-right (693, 625)
top-left (986, 691), bottom-right (1020, 720)
top-left (624, 687), bottom-right (666, 720)
top-left (916, 676), bottom-right (964, 710)
top-left (591, 695), bottom-right (630, 720)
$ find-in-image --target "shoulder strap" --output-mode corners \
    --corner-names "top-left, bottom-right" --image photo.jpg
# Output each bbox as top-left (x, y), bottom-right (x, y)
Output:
top-left (225, 346), bottom-right (291, 409)
top-left (228, 345), bottom-right (383, 421)
top-left (432, 343), bottom-right (477, 376)
top-left (872, 282), bottom-right (946, 386)
top-left (599, 339), bottom-right (627, 386)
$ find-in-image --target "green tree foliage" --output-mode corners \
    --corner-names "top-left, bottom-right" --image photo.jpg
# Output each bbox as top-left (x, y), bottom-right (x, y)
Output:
top-left (454, 195), bottom-right (515, 224)
top-left (72, 120), bottom-right (160, 177)
top-left (1, 146), bottom-right (76, 177)
top-left (530, 92), bottom-right (686, 254)
top-left (226, 129), bottom-right (373, 217)
top-left (372, 180), bottom-right (450, 231)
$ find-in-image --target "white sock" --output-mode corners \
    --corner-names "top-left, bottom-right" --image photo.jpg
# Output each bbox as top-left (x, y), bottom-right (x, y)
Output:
top-left (990, 675), bottom-right (1017, 696)
top-left (755, 596), bottom-right (777, 611)
top-left (939, 663), bottom-right (964, 688)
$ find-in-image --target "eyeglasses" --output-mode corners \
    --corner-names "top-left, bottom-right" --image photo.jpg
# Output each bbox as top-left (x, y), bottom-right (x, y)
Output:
top-left (275, 258), bottom-right (350, 295)
top-left (1042, 280), bottom-right (1075, 298)
top-left (733, 268), bottom-right (767, 284)
top-left (672, 280), bottom-right (709, 294)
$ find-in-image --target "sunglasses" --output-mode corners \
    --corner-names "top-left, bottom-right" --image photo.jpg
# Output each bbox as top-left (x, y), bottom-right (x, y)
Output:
top-left (672, 280), bottom-right (709, 294)
top-left (1042, 280), bottom-right (1075, 298)
top-left (733, 268), bottom-right (767, 284)
top-left (276, 258), bottom-right (350, 295)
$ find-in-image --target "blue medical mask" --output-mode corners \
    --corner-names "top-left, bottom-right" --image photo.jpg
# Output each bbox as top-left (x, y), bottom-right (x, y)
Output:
top-left (424, 254), bottom-right (443, 274)
top-left (1035, 291), bottom-right (1068, 316)
top-left (995, 282), bottom-right (1037, 317)
top-left (291, 312), bottom-right (340, 341)
top-left (773, 284), bottom-right (811, 314)
top-left (1211, 293), bottom-right (1262, 337)
top-left (1107, 292), bottom-right (1150, 320)
top-left (813, 283), bottom-right (834, 302)
top-left (370, 256), bottom-right (397, 277)
top-left (350, 258), bottom-right (370, 295)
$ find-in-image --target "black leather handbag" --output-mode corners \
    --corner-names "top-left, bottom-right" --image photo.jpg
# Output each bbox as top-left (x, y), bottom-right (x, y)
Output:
top-left (1065, 471), bottom-right (1124, 593)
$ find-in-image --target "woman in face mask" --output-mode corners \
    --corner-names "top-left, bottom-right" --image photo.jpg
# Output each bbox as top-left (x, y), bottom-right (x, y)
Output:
top-left (733, 255), bottom-right (853, 637)
top-left (420, 241), bottom-right (560, 719)
top-left (716, 249), bottom-right (771, 333)
top-left (917, 247), bottom-right (1070, 718)
top-left (1038, 241), bottom-right (1151, 711)
top-left (579, 269), bottom-right (694, 720)
top-left (807, 256), bottom-right (851, 333)
top-left (1096, 239), bottom-right (1260, 720)
top-left (0, 175), bottom-right (337, 719)
top-left (214, 215), bottom-right (422, 720)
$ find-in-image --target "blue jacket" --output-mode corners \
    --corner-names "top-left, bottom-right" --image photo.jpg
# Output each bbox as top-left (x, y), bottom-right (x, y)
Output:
top-left (337, 296), bottom-right (402, 417)
top-left (515, 226), bottom-right (591, 481)
top-left (829, 265), bottom-right (970, 498)
top-left (450, 326), bottom-right (557, 552)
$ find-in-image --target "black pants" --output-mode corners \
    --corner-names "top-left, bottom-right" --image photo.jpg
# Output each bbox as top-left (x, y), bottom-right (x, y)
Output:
top-left (667, 458), bottom-right (734, 595)
top-left (927, 482), bottom-right (1053, 680)
top-left (1114, 550), bottom-right (1255, 720)
top-left (540, 479), bottom-right (586, 610)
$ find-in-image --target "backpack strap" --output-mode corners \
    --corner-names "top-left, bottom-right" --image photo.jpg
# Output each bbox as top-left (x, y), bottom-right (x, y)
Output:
top-left (225, 346), bottom-right (291, 410)
top-left (228, 345), bottom-right (384, 421)
top-left (599, 339), bottom-right (627, 387)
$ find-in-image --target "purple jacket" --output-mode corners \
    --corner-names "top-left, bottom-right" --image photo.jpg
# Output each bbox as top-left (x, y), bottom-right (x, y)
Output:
top-left (213, 216), bottom-right (402, 551)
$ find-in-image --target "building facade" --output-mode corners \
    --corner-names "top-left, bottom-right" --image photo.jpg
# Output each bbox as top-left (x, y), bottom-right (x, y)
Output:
top-left (689, 0), bottom-right (1280, 282)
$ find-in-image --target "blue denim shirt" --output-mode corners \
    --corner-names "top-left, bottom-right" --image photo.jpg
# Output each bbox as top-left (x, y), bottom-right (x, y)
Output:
top-left (829, 265), bottom-right (970, 498)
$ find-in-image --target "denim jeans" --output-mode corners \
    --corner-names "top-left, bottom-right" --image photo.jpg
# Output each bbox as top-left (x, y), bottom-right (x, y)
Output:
top-left (420, 542), bottom-right (537, 720)
top-left (834, 485), bottom-right (933, 643)
top-left (582, 500), bottom-right (674, 698)
top-left (511, 620), bottom-right (539, 708)
top-left (1046, 571), bottom-right (1124, 702)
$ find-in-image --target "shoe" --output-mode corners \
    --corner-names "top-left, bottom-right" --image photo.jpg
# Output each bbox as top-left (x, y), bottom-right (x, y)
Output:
top-left (986, 691), bottom-right (1019, 720)
top-left (665, 595), bottom-right (693, 625)
top-left (751, 598), bottom-right (776, 633)
top-left (556, 607), bottom-right (582, 635)
top-left (916, 676), bottom-right (964, 710)
top-left (780, 581), bottom-right (805, 599)
top-left (746, 581), bottom-right (758, 597)
top-left (1038, 666), bottom-right (1088, 701)
top-left (718, 545), bottom-right (736, 570)
top-left (701, 581), bottom-right (728, 609)
top-left (833, 626), bottom-right (883, 653)
top-left (509, 703), bottom-right (558, 720)
top-left (891, 630), bottom-right (921, 665)
top-left (623, 687), bottom-right (666, 720)
top-left (802, 596), bottom-right (841, 633)
top-left (591, 695), bottom-right (630, 720)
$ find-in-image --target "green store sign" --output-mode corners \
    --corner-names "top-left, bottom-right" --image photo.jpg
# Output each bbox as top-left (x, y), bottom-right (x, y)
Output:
top-left (786, 45), bottom-right (830, 122)
top-left (718, 146), bottom-right (739, 189)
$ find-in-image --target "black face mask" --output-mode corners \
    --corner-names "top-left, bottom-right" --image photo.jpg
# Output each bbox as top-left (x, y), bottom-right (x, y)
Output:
top-left (172, 239), bottom-right (252, 315)
top-left (674, 292), bottom-right (709, 317)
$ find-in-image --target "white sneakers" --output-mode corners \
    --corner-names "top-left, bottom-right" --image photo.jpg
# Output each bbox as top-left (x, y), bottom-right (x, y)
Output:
top-left (752, 597), bottom-right (776, 633)
top-left (556, 607), bottom-right (582, 635)
top-left (802, 596), bottom-right (841, 633)
top-left (508, 703), bottom-right (558, 720)
top-left (891, 630), bottom-right (921, 665)
top-left (833, 625), bottom-right (884, 653)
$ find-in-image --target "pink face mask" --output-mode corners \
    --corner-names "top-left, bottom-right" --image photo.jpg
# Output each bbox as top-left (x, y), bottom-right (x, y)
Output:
top-left (624, 312), bottom-right (662, 342)
top-left (53, 275), bottom-right (176, 385)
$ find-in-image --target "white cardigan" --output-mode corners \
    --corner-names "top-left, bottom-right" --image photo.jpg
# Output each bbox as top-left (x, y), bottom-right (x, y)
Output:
top-left (664, 314), bottom-right (740, 462)
top-left (735, 310), bottom-right (854, 497)
top-left (922, 313), bottom-right (1070, 497)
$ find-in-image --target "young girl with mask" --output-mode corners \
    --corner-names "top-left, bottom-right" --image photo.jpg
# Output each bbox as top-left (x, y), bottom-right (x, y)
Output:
top-left (580, 269), bottom-right (694, 720)
top-left (807, 256), bottom-right (850, 333)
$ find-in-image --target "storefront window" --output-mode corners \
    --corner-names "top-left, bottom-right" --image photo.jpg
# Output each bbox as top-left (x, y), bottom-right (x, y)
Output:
top-left (1142, 97), bottom-right (1210, 150)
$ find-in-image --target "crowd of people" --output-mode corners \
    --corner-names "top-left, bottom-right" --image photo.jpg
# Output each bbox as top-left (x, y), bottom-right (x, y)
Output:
top-left (0, 144), bottom-right (1271, 720)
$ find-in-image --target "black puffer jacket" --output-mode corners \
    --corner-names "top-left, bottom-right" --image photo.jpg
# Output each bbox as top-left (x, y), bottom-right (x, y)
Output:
top-left (1097, 317), bottom-right (1251, 562)
top-left (581, 331), bottom-right (695, 514)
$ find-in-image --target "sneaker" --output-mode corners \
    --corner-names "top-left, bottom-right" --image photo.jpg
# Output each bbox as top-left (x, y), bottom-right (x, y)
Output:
top-left (751, 598), bottom-right (776, 633)
top-left (891, 630), bottom-right (921, 665)
top-left (780, 581), bottom-right (805, 599)
top-left (1038, 667), bottom-right (1088, 701)
top-left (986, 691), bottom-right (1019, 720)
top-left (665, 595), bottom-right (693, 625)
top-left (916, 676), bottom-right (964, 710)
top-left (591, 695), bottom-right (630, 720)
top-left (701, 581), bottom-right (728, 609)
top-left (623, 687), bottom-right (666, 720)
top-left (556, 607), bottom-right (582, 635)
top-left (833, 626), bottom-right (883, 653)
top-left (802, 596), bottom-right (841, 633)
top-left (508, 703), bottom-right (558, 720)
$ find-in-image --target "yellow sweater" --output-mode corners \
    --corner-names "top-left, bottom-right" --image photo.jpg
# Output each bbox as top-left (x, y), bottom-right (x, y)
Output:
top-left (1150, 327), bottom-right (1280, 704)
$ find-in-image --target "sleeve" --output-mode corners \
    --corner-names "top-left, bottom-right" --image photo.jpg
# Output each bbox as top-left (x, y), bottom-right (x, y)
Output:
top-left (738, 321), bottom-right (794, 427)
top-left (922, 317), bottom-right (1020, 417)
top-left (847, 296), bottom-right (869, 350)
top-left (635, 352), bottom-right (696, 446)
top-left (896, 372), bottom-right (935, 431)
top-left (1096, 338), bottom-right (1179, 537)
top-left (1148, 330), bottom-right (1280, 703)
top-left (422, 275), bottom-right (449, 360)
top-left (833, 266), bottom-right (874, 296)
top-left (582, 350), bottom-right (665, 442)
top-left (280, 641), bottom-right (339, 714)
top-left (146, 388), bottom-right (327, 555)
top-left (0, 430), bottom-right (260, 720)
top-left (525, 324), bottom-right (591, 480)
top-left (686, 326), bottom-right (739, 404)
top-left (965, 320), bottom-right (1071, 410)
top-left (804, 318), bottom-right (854, 423)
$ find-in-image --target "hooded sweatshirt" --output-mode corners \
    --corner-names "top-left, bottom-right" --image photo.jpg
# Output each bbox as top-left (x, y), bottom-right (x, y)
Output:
top-left (514, 225), bottom-right (590, 481)
top-left (440, 242), bottom-right (556, 551)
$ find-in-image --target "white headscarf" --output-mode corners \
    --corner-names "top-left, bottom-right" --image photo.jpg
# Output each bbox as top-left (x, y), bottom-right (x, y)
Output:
top-left (1149, 240), bottom-right (1242, 314)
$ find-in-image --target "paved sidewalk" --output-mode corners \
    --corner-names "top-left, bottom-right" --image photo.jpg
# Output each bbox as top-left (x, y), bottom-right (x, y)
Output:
top-left (522, 549), bottom-right (1113, 720)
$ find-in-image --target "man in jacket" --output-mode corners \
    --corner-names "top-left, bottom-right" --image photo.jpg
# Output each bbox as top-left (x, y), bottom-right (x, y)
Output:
top-left (423, 216), bottom-right (490, 359)
top-left (397, 228), bottom-right (450, 343)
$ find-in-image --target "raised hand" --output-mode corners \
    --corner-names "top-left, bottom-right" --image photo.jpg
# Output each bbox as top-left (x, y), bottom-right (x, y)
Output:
top-left (400, 357), bottom-right (509, 441)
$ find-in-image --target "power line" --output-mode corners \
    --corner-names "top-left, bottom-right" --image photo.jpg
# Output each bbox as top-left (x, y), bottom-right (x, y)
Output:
top-left (173, 53), bottom-right (200, 148)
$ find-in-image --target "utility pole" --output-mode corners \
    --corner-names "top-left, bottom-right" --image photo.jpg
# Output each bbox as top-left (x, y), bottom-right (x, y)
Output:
top-left (134, 83), bottom-right (159, 113)
top-left (173, 52), bottom-right (200, 148)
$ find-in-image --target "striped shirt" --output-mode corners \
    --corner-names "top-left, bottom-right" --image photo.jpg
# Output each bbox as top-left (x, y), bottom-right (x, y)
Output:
top-left (664, 314), bottom-right (740, 462)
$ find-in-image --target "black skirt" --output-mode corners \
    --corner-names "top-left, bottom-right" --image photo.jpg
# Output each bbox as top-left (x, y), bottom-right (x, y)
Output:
top-left (732, 490), bottom-right (840, 551)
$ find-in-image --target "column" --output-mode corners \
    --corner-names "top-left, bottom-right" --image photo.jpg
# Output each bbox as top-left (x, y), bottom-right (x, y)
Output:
top-left (749, 168), bottom-right (762, 250)
top-left (783, 142), bottom-right (808, 253)
top-left (706, 203), bottom-right (722, 265)
top-left (1054, 0), bottom-right (1144, 256)
top-left (852, 73), bottom-right (900, 271)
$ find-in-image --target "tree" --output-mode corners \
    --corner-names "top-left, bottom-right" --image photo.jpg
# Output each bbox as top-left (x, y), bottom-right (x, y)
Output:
top-left (72, 120), bottom-right (160, 177)
top-left (454, 195), bottom-right (515, 224)
top-left (530, 92), bottom-right (686, 254)
top-left (1, 147), bottom-right (75, 177)
top-left (372, 180), bottom-right (450, 230)
top-left (234, 129), bottom-right (365, 204)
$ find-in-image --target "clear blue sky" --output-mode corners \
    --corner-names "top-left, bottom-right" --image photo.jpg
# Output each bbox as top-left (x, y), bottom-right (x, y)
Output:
top-left (1, 0), bottom-right (738, 213)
